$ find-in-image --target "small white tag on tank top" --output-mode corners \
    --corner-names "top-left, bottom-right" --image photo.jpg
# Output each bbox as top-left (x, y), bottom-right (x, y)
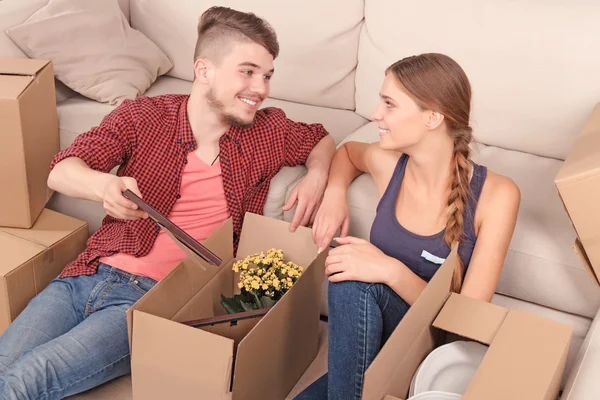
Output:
top-left (421, 250), bottom-right (446, 265)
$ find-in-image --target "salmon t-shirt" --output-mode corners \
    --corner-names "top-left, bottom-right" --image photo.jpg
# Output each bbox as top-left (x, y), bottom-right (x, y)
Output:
top-left (99, 152), bottom-right (229, 281)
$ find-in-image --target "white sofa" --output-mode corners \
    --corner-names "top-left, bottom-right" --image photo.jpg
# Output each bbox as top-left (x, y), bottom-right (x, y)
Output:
top-left (2, 0), bottom-right (600, 398)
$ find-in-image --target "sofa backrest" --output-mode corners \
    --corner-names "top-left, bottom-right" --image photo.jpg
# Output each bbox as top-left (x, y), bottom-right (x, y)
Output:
top-left (355, 0), bottom-right (600, 160)
top-left (0, 0), bottom-right (131, 103)
top-left (128, 0), bottom-right (363, 110)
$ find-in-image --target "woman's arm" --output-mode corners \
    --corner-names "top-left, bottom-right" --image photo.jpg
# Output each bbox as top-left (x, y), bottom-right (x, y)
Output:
top-left (460, 173), bottom-right (521, 302)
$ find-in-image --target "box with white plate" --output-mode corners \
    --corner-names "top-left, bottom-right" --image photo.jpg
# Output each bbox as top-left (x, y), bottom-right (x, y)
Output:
top-left (362, 249), bottom-right (572, 400)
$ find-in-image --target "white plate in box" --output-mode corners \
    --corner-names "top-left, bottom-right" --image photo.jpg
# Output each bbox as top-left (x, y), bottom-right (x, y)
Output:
top-left (413, 341), bottom-right (487, 396)
top-left (408, 391), bottom-right (462, 399)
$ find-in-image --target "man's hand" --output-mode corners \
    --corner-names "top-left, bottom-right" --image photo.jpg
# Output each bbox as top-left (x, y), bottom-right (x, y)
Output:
top-left (312, 187), bottom-right (350, 253)
top-left (96, 175), bottom-right (148, 220)
top-left (282, 169), bottom-right (328, 232)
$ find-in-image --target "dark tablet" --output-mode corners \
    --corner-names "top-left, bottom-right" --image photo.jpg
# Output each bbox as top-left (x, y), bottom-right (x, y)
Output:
top-left (122, 189), bottom-right (222, 266)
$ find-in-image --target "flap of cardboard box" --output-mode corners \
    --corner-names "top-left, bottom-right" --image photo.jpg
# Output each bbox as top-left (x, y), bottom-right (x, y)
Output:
top-left (0, 209), bottom-right (87, 248)
top-left (575, 238), bottom-right (600, 287)
top-left (131, 310), bottom-right (234, 399)
top-left (555, 103), bottom-right (600, 282)
top-left (238, 213), bottom-right (318, 267)
top-left (0, 75), bottom-right (35, 99)
top-left (0, 58), bottom-right (50, 76)
top-left (463, 309), bottom-right (572, 399)
top-left (0, 58), bottom-right (50, 99)
top-left (433, 293), bottom-right (509, 345)
top-left (0, 231), bottom-right (45, 277)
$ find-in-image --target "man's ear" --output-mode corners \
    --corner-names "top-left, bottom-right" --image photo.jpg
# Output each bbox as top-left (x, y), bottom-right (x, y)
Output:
top-left (425, 110), bottom-right (445, 130)
top-left (193, 58), bottom-right (212, 83)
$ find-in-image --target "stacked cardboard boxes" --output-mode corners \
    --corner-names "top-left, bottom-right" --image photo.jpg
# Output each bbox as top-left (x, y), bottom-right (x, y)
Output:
top-left (0, 58), bottom-right (88, 335)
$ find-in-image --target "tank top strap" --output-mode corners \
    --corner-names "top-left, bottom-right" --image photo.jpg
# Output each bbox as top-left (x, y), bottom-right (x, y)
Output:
top-left (376, 153), bottom-right (409, 212)
top-left (463, 162), bottom-right (488, 241)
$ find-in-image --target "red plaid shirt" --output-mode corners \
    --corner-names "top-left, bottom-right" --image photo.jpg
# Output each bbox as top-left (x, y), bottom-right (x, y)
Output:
top-left (52, 95), bottom-right (328, 278)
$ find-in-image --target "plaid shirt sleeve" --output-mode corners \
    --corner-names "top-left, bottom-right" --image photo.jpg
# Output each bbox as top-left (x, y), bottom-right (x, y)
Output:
top-left (269, 109), bottom-right (329, 167)
top-left (50, 100), bottom-right (135, 172)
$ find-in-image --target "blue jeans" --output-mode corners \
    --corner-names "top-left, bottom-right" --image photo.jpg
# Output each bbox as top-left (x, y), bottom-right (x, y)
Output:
top-left (0, 262), bottom-right (156, 399)
top-left (295, 281), bottom-right (411, 400)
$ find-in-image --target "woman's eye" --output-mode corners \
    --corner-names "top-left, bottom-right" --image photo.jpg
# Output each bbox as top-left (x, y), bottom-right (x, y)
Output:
top-left (385, 102), bottom-right (393, 108)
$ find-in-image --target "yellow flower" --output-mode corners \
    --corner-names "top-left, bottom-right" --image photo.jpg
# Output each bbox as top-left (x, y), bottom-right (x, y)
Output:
top-left (251, 281), bottom-right (260, 290)
top-left (262, 284), bottom-right (268, 290)
top-left (238, 282), bottom-right (244, 289)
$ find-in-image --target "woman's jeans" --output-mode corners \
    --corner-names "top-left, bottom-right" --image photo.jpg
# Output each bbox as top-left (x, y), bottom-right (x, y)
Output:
top-left (295, 280), bottom-right (411, 400)
top-left (0, 263), bottom-right (157, 400)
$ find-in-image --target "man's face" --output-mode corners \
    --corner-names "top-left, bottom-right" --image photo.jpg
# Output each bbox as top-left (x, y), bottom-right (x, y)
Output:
top-left (206, 41), bottom-right (274, 128)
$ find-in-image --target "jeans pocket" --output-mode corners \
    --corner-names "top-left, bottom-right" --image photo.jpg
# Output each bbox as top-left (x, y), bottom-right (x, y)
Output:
top-left (131, 277), bottom-right (157, 296)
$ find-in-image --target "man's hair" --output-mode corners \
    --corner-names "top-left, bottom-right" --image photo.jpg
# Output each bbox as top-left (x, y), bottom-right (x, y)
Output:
top-left (194, 6), bottom-right (279, 63)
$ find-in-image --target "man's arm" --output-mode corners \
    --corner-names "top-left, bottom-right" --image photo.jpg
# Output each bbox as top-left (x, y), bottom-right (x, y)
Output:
top-left (47, 101), bottom-right (147, 220)
top-left (276, 111), bottom-right (335, 231)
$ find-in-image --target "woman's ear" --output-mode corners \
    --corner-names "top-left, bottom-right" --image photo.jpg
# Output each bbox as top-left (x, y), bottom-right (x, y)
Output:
top-left (425, 110), bottom-right (445, 130)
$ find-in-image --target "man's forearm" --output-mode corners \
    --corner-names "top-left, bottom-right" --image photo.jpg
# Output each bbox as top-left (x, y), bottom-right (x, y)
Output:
top-left (305, 136), bottom-right (335, 176)
top-left (47, 157), bottom-right (111, 202)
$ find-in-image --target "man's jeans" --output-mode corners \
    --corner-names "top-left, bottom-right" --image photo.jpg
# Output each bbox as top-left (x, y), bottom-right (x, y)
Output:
top-left (295, 281), bottom-right (411, 400)
top-left (0, 263), bottom-right (157, 400)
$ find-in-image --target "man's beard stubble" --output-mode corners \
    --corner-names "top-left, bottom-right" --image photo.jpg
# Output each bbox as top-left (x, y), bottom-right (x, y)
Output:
top-left (206, 88), bottom-right (255, 129)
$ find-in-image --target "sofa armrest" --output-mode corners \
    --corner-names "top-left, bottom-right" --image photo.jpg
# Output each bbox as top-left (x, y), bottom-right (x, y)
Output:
top-left (263, 165), bottom-right (308, 221)
top-left (562, 306), bottom-right (600, 399)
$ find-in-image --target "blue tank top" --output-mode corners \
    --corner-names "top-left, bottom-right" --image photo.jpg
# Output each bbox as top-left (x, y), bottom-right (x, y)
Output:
top-left (370, 154), bottom-right (487, 282)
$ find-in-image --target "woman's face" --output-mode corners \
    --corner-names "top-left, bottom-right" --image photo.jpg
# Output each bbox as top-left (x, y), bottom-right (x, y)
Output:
top-left (370, 73), bottom-right (430, 152)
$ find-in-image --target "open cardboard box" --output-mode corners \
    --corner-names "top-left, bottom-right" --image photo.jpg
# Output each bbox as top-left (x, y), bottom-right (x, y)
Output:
top-left (0, 58), bottom-right (59, 228)
top-left (127, 213), bottom-right (326, 400)
top-left (555, 103), bottom-right (600, 287)
top-left (363, 249), bottom-right (572, 400)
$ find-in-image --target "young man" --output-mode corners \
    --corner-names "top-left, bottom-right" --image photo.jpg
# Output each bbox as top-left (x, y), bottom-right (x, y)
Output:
top-left (0, 6), bottom-right (335, 399)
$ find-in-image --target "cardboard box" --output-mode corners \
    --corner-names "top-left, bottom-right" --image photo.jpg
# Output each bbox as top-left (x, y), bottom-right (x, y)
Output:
top-left (127, 213), bottom-right (326, 400)
top-left (364, 249), bottom-right (572, 400)
top-left (555, 103), bottom-right (600, 287)
top-left (0, 58), bottom-right (59, 228)
top-left (0, 208), bottom-right (88, 334)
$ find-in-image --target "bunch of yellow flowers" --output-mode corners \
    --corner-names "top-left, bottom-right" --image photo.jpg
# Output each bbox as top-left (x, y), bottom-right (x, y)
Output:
top-left (233, 248), bottom-right (304, 301)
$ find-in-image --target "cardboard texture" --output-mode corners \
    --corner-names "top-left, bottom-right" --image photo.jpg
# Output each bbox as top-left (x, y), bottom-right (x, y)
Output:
top-left (128, 213), bottom-right (326, 400)
top-left (0, 58), bottom-right (59, 228)
top-left (555, 103), bottom-right (600, 287)
top-left (369, 249), bottom-right (572, 400)
top-left (0, 208), bottom-right (88, 334)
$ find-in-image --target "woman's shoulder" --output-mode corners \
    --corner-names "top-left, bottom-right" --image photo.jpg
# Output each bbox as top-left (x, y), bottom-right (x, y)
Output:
top-left (478, 169), bottom-right (521, 215)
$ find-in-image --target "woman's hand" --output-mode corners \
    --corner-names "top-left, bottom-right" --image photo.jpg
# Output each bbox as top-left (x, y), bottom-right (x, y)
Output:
top-left (325, 236), bottom-right (397, 284)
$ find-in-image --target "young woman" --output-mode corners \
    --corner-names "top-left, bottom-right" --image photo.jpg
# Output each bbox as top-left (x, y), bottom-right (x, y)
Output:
top-left (296, 53), bottom-right (520, 400)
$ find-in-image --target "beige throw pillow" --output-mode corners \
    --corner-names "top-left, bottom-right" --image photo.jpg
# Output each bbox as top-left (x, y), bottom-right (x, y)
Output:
top-left (6, 0), bottom-right (173, 105)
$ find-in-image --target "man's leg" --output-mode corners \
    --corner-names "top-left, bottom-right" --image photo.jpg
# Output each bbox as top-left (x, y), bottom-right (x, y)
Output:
top-left (0, 264), bottom-right (156, 399)
top-left (0, 279), bottom-right (81, 374)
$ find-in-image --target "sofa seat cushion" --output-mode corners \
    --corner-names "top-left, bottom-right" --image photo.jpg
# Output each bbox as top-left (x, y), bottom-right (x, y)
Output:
top-left (51, 76), bottom-right (366, 232)
top-left (333, 122), bottom-right (600, 319)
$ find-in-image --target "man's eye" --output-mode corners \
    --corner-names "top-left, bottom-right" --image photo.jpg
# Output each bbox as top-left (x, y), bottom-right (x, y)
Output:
top-left (242, 70), bottom-right (252, 76)
top-left (264, 75), bottom-right (272, 81)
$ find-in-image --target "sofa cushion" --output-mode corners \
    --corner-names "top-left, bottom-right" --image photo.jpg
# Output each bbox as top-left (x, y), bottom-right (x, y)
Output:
top-left (330, 122), bottom-right (600, 319)
top-left (355, 0), bottom-right (600, 160)
top-left (129, 0), bottom-right (363, 110)
top-left (6, 0), bottom-right (172, 105)
top-left (0, 0), bottom-right (130, 103)
top-left (51, 76), bottom-right (365, 233)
